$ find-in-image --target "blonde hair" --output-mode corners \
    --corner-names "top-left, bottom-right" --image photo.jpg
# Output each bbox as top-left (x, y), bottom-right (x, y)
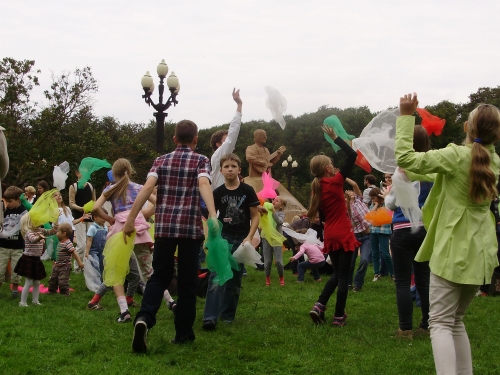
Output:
top-left (25, 186), bottom-right (36, 194)
top-left (58, 223), bottom-right (73, 238)
top-left (103, 159), bottom-right (133, 204)
top-left (275, 196), bottom-right (287, 211)
top-left (20, 213), bottom-right (35, 237)
top-left (466, 104), bottom-right (500, 202)
top-left (308, 155), bottom-right (331, 221)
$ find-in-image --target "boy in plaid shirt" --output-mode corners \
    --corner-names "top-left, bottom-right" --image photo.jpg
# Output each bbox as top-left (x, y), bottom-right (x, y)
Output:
top-left (124, 120), bottom-right (217, 352)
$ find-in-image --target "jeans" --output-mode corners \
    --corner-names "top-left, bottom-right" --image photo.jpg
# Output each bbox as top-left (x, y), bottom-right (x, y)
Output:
top-left (371, 233), bottom-right (393, 276)
top-left (317, 250), bottom-right (352, 317)
top-left (203, 234), bottom-right (245, 322)
top-left (135, 237), bottom-right (202, 343)
top-left (391, 227), bottom-right (430, 330)
top-left (297, 260), bottom-right (325, 281)
top-left (348, 234), bottom-right (371, 288)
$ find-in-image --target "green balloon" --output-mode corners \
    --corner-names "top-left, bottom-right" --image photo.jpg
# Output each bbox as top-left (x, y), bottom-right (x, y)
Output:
top-left (323, 115), bottom-right (355, 152)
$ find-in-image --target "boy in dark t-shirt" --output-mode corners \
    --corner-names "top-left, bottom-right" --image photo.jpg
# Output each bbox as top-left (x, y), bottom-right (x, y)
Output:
top-left (202, 153), bottom-right (260, 331)
top-left (0, 186), bottom-right (26, 298)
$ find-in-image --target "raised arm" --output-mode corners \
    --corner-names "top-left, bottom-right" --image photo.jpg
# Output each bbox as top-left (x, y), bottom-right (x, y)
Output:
top-left (322, 125), bottom-right (357, 178)
top-left (345, 178), bottom-right (362, 197)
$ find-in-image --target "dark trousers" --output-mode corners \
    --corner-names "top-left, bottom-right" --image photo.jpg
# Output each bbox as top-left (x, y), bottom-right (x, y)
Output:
top-left (318, 250), bottom-right (352, 317)
top-left (391, 227), bottom-right (430, 330)
top-left (48, 263), bottom-right (71, 295)
top-left (135, 237), bottom-right (202, 342)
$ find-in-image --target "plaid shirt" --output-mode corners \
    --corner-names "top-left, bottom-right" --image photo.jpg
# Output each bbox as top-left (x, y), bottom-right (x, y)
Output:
top-left (350, 196), bottom-right (370, 234)
top-left (147, 145), bottom-right (211, 239)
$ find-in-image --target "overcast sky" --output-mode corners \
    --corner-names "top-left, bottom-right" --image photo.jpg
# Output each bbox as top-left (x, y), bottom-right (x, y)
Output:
top-left (2, 0), bottom-right (499, 129)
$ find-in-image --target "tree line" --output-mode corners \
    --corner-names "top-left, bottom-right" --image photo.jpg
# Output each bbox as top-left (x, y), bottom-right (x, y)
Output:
top-left (1, 57), bottom-right (499, 207)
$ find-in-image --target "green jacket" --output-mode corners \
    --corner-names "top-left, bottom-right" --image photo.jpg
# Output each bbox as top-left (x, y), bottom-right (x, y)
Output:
top-left (395, 115), bottom-right (499, 285)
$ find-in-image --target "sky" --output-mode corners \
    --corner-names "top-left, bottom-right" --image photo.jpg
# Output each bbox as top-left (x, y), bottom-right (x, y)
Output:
top-left (2, 0), bottom-right (499, 129)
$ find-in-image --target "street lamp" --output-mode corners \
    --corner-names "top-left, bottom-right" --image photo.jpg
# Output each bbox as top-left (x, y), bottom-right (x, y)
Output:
top-left (282, 155), bottom-right (298, 191)
top-left (141, 59), bottom-right (180, 154)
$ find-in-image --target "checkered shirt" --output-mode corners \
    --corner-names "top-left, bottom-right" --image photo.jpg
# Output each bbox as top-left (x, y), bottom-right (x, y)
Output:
top-left (350, 196), bottom-right (370, 234)
top-left (147, 146), bottom-right (211, 239)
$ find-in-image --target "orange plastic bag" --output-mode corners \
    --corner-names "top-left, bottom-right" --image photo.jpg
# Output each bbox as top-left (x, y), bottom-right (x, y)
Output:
top-left (416, 108), bottom-right (446, 136)
top-left (364, 207), bottom-right (393, 226)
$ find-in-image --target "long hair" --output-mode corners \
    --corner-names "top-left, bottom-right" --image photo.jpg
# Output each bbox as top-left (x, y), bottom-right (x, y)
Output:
top-left (103, 158), bottom-right (133, 204)
top-left (413, 125), bottom-right (431, 152)
top-left (308, 155), bottom-right (331, 221)
top-left (20, 213), bottom-right (34, 237)
top-left (466, 104), bottom-right (500, 203)
top-left (53, 191), bottom-right (71, 217)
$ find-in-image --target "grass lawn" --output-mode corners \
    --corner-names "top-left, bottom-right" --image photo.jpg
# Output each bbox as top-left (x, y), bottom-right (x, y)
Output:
top-left (1, 252), bottom-right (499, 375)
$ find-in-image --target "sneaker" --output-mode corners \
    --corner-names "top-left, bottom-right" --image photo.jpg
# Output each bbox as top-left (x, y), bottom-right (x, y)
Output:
top-left (127, 299), bottom-right (140, 308)
top-left (117, 310), bottom-right (132, 323)
top-left (202, 319), bottom-right (217, 331)
top-left (167, 300), bottom-right (177, 311)
top-left (352, 286), bottom-right (362, 292)
top-left (265, 276), bottom-right (271, 286)
top-left (12, 291), bottom-right (19, 299)
top-left (414, 327), bottom-right (430, 337)
top-left (394, 328), bottom-right (413, 339)
top-left (279, 276), bottom-right (285, 286)
top-left (309, 302), bottom-right (326, 325)
top-left (332, 313), bottom-right (348, 327)
top-left (373, 274), bottom-right (381, 282)
top-left (315, 278), bottom-right (322, 282)
top-left (132, 319), bottom-right (148, 353)
top-left (87, 302), bottom-right (104, 310)
top-left (32, 301), bottom-right (42, 306)
top-left (19, 302), bottom-right (28, 307)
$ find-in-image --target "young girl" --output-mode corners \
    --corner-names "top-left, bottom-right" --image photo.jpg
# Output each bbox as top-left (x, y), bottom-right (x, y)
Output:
top-left (15, 213), bottom-right (56, 306)
top-left (308, 125), bottom-right (359, 327)
top-left (91, 158), bottom-right (155, 322)
top-left (368, 188), bottom-right (394, 281)
top-left (395, 94), bottom-right (500, 374)
top-left (53, 191), bottom-right (91, 242)
top-left (263, 196), bottom-right (287, 286)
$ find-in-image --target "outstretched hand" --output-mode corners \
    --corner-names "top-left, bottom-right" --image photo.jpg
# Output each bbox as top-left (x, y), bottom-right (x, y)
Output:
top-left (321, 124), bottom-right (337, 140)
top-left (400, 93), bottom-right (418, 116)
top-left (232, 88), bottom-right (242, 105)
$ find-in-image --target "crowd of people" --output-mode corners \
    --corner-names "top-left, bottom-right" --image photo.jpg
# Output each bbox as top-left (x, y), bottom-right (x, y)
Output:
top-left (1, 91), bottom-right (500, 375)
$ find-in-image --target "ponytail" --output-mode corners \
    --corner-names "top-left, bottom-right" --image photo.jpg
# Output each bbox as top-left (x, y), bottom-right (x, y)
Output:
top-left (308, 155), bottom-right (331, 221)
top-left (104, 158), bottom-right (133, 204)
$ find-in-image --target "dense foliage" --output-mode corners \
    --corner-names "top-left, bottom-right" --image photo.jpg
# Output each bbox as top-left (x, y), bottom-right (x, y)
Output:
top-left (1, 57), bottom-right (499, 207)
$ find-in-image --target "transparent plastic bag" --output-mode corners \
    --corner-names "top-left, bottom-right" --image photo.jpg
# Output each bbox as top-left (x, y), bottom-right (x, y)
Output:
top-left (84, 255), bottom-right (102, 293)
top-left (103, 232), bottom-right (136, 287)
top-left (78, 157), bottom-right (111, 188)
top-left (232, 242), bottom-right (263, 267)
top-left (391, 168), bottom-right (422, 232)
top-left (53, 161), bottom-right (70, 190)
top-left (265, 86), bottom-right (287, 129)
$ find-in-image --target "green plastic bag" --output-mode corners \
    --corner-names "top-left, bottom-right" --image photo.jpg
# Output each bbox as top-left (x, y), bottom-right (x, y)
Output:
top-left (78, 157), bottom-right (111, 188)
top-left (323, 115), bottom-right (355, 152)
top-left (205, 218), bottom-right (239, 286)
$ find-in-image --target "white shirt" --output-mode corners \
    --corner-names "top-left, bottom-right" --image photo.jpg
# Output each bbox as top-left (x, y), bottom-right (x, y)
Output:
top-left (210, 111), bottom-right (242, 190)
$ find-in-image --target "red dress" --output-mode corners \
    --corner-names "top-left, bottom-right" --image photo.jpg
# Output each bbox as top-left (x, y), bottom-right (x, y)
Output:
top-left (320, 173), bottom-right (360, 253)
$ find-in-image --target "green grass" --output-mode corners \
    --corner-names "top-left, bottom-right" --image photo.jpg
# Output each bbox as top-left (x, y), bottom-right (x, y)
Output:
top-left (1, 253), bottom-right (499, 375)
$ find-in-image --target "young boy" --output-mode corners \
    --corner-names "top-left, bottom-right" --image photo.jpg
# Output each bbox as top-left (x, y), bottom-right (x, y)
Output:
top-left (85, 209), bottom-right (108, 277)
top-left (202, 153), bottom-right (260, 330)
top-left (124, 119), bottom-right (217, 351)
top-left (48, 223), bottom-right (84, 295)
top-left (0, 186), bottom-right (26, 298)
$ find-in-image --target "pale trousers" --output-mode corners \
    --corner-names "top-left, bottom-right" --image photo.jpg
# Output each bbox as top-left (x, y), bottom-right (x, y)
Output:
top-left (0, 247), bottom-right (23, 284)
top-left (74, 221), bottom-right (91, 271)
top-left (429, 273), bottom-right (479, 375)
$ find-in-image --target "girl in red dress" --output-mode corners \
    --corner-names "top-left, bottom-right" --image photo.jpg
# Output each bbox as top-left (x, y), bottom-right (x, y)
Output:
top-left (308, 125), bottom-right (359, 327)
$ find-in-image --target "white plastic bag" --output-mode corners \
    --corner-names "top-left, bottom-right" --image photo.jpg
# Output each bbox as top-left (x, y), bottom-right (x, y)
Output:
top-left (352, 108), bottom-right (400, 174)
top-left (232, 241), bottom-right (264, 267)
top-left (83, 255), bottom-right (102, 293)
top-left (53, 161), bottom-right (70, 191)
top-left (265, 86), bottom-right (287, 129)
top-left (282, 228), bottom-right (322, 245)
top-left (391, 168), bottom-right (422, 232)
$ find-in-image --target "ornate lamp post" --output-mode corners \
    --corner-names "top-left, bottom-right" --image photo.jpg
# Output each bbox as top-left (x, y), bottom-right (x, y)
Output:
top-left (141, 59), bottom-right (180, 154)
top-left (281, 155), bottom-right (298, 191)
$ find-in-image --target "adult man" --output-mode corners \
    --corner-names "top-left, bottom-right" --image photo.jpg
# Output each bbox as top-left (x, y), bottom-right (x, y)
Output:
top-left (245, 130), bottom-right (285, 178)
top-left (362, 174), bottom-right (377, 206)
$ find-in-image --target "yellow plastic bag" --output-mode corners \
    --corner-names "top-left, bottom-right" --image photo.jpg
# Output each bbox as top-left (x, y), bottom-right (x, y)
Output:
top-left (29, 189), bottom-right (59, 227)
top-left (103, 232), bottom-right (136, 286)
top-left (259, 202), bottom-right (286, 247)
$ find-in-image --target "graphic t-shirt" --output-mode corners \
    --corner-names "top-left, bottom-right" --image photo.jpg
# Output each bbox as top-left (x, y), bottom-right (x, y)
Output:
top-left (213, 183), bottom-right (259, 237)
top-left (0, 205), bottom-right (26, 249)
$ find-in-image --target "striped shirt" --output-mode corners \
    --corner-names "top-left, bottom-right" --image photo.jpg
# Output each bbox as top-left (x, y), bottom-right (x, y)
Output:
top-left (147, 145), bottom-right (211, 239)
top-left (24, 229), bottom-right (52, 257)
top-left (55, 239), bottom-right (75, 265)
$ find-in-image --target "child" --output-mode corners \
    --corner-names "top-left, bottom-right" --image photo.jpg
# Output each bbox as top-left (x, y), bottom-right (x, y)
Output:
top-left (395, 94), bottom-right (500, 374)
top-left (91, 158), bottom-right (154, 322)
top-left (202, 153), bottom-right (260, 330)
top-left (368, 187), bottom-right (394, 281)
top-left (85, 209), bottom-right (108, 278)
top-left (54, 191), bottom-right (91, 242)
top-left (124, 119), bottom-right (217, 350)
top-left (289, 241), bottom-right (325, 282)
top-left (16, 213), bottom-right (56, 306)
top-left (0, 186), bottom-right (27, 298)
top-left (263, 196), bottom-right (287, 286)
top-left (48, 223), bottom-right (84, 295)
top-left (308, 125), bottom-right (359, 327)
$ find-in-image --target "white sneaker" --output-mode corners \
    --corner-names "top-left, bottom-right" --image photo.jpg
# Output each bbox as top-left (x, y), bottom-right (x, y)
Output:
top-left (32, 301), bottom-right (42, 306)
top-left (19, 302), bottom-right (28, 307)
top-left (373, 274), bottom-right (381, 282)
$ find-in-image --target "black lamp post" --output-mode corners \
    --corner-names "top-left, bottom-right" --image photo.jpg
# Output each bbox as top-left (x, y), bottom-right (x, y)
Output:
top-left (281, 155), bottom-right (298, 191)
top-left (141, 59), bottom-right (180, 154)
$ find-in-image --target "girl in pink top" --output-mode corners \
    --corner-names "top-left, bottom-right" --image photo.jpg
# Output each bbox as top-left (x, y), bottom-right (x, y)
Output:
top-left (289, 242), bottom-right (325, 282)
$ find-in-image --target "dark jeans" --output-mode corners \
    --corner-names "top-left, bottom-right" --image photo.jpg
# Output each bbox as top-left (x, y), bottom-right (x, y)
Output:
top-left (317, 250), bottom-right (352, 317)
top-left (391, 227), bottom-right (430, 330)
top-left (348, 234), bottom-right (371, 288)
top-left (135, 237), bottom-right (202, 343)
